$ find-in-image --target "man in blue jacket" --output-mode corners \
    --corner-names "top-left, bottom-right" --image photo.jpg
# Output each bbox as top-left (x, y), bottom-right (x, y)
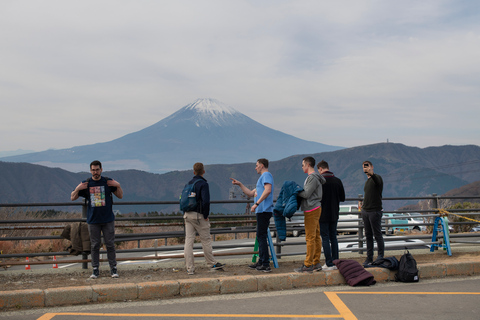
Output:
top-left (183, 162), bottom-right (224, 275)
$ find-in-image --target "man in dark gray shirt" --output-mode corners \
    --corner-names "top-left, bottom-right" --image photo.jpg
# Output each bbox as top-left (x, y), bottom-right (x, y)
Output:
top-left (360, 160), bottom-right (384, 266)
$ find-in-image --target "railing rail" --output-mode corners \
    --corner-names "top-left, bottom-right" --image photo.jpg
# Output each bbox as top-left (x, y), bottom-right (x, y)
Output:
top-left (1, 195), bottom-right (480, 268)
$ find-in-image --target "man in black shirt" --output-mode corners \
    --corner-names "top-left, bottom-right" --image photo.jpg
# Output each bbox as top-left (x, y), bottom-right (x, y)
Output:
top-left (317, 160), bottom-right (345, 270)
top-left (360, 160), bottom-right (384, 266)
top-left (71, 160), bottom-right (123, 279)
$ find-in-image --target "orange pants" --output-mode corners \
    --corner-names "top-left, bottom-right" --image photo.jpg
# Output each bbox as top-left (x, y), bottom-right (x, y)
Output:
top-left (303, 207), bottom-right (322, 267)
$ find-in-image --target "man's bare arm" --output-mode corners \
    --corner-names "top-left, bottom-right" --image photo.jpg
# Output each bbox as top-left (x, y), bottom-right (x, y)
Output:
top-left (230, 178), bottom-right (255, 198)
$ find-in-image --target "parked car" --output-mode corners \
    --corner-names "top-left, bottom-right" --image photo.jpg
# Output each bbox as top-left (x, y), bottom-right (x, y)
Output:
top-left (405, 212), bottom-right (427, 231)
top-left (384, 213), bottom-right (411, 234)
top-left (288, 214), bottom-right (305, 237)
top-left (337, 205), bottom-right (361, 234)
top-left (470, 225), bottom-right (480, 232)
top-left (270, 214), bottom-right (305, 238)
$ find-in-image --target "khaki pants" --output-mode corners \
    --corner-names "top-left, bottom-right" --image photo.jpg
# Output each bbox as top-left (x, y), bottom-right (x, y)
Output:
top-left (184, 211), bottom-right (216, 272)
top-left (303, 207), bottom-right (322, 267)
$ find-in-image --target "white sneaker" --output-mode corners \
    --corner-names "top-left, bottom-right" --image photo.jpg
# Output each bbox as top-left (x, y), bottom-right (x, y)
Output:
top-left (322, 264), bottom-right (337, 271)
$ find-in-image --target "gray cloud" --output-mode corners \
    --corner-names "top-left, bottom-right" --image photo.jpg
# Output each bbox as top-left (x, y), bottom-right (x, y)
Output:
top-left (1, 0), bottom-right (479, 152)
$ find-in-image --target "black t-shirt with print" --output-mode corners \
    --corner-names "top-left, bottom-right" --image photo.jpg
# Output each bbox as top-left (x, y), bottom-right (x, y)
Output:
top-left (78, 177), bottom-right (117, 224)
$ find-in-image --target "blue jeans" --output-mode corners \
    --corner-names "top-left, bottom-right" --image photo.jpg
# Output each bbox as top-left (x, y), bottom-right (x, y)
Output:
top-left (256, 212), bottom-right (272, 266)
top-left (362, 210), bottom-right (385, 260)
top-left (320, 221), bottom-right (339, 267)
top-left (88, 221), bottom-right (117, 269)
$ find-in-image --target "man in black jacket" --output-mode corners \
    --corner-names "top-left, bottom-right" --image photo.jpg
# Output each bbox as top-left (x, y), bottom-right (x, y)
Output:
top-left (360, 160), bottom-right (384, 266)
top-left (317, 160), bottom-right (345, 270)
top-left (182, 163), bottom-right (224, 275)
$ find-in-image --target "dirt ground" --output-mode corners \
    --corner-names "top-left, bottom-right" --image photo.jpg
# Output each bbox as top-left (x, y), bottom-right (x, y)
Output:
top-left (2, 251), bottom-right (479, 292)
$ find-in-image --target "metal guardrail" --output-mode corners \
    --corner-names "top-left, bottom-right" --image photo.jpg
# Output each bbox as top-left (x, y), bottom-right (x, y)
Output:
top-left (1, 195), bottom-right (480, 268)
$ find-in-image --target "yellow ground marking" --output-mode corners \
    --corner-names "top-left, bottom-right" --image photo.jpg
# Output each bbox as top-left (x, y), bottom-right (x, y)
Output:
top-left (336, 292), bottom-right (480, 295)
top-left (36, 291), bottom-right (480, 320)
top-left (37, 312), bottom-right (342, 319)
top-left (324, 292), bottom-right (358, 320)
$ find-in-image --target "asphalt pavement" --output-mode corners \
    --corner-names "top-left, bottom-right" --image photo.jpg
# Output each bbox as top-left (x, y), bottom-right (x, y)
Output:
top-left (2, 276), bottom-right (480, 320)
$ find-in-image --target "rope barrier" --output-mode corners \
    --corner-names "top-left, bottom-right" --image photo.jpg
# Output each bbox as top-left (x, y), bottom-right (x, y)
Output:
top-left (435, 208), bottom-right (480, 224)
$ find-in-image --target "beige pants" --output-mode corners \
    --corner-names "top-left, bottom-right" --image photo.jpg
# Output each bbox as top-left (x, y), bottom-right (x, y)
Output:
top-left (184, 211), bottom-right (216, 272)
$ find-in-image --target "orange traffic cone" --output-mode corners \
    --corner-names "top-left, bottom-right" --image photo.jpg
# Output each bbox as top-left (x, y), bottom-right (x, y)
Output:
top-left (53, 256), bottom-right (58, 269)
top-left (25, 257), bottom-right (31, 270)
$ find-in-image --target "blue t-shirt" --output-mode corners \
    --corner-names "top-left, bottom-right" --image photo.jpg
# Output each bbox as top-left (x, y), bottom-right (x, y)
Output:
top-left (78, 177), bottom-right (117, 224)
top-left (255, 172), bottom-right (274, 213)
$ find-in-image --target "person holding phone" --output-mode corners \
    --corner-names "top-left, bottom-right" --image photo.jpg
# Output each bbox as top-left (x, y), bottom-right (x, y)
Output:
top-left (360, 160), bottom-right (384, 267)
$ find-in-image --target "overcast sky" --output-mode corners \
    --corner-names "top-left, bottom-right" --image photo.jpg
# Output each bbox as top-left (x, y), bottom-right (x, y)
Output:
top-left (1, 0), bottom-right (479, 154)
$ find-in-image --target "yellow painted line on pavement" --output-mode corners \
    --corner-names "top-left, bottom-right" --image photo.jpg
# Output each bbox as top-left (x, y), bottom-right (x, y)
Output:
top-left (324, 292), bottom-right (358, 320)
top-left (37, 292), bottom-right (480, 320)
top-left (37, 312), bottom-right (342, 319)
top-left (335, 291), bottom-right (480, 295)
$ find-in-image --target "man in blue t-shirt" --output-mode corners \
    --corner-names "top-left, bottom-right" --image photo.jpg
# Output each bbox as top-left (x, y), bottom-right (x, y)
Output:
top-left (231, 158), bottom-right (274, 272)
top-left (71, 160), bottom-right (123, 279)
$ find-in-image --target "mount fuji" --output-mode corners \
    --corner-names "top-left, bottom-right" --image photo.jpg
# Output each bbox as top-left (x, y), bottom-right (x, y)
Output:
top-left (1, 98), bottom-right (342, 173)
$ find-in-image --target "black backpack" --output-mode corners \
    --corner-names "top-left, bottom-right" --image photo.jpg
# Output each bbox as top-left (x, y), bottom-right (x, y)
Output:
top-left (395, 249), bottom-right (419, 282)
top-left (179, 180), bottom-right (201, 213)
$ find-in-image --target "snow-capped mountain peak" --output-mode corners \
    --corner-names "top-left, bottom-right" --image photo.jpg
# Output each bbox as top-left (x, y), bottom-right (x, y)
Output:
top-left (175, 98), bottom-right (246, 128)
top-left (185, 98), bottom-right (238, 116)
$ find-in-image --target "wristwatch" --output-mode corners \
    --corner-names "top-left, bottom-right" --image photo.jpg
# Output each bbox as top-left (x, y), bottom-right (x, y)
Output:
top-left (255, 202), bottom-right (260, 206)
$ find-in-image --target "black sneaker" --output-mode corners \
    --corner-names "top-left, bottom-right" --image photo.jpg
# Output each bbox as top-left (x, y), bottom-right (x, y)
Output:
top-left (90, 268), bottom-right (99, 279)
top-left (294, 265), bottom-right (314, 273)
top-left (110, 267), bottom-right (119, 278)
top-left (363, 258), bottom-right (373, 267)
top-left (211, 262), bottom-right (225, 270)
top-left (249, 262), bottom-right (261, 269)
top-left (313, 263), bottom-right (323, 272)
top-left (256, 265), bottom-right (272, 272)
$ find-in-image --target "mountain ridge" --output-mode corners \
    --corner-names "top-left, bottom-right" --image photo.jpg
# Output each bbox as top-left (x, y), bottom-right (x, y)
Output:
top-left (1, 143), bottom-right (479, 212)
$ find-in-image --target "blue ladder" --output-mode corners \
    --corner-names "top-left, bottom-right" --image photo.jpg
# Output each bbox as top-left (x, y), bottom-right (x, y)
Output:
top-left (251, 228), bottom-right (279, 268)
top-left (430, 216), bottom-right (452, 256)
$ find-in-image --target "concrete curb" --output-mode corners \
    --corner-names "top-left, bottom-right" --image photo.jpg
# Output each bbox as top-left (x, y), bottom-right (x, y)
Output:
top-left (2, 259), bottom-right (480, 310)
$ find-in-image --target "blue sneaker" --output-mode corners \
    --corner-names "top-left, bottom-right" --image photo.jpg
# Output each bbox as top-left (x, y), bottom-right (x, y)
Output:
top-left (211, 262), bottom-right (225, 270)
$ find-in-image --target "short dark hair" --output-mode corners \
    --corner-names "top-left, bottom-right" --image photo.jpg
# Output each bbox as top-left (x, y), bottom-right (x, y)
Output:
top-left (303, 156), bottom-right (315, 168)
top-left (193, 162), bottom-right (205, 175)
top-left (363, 160), bottom-right (373, 167)
top-left (257, 158), bottom-right (269, 168)
top-left (317, 160), bottom-right (329, 170)
top-left (90, 160), bottom-right (102, 169)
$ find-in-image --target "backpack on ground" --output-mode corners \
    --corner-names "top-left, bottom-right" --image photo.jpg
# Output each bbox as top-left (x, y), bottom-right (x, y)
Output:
top-left (395, 249), bottom-right (419, 282)
top-left (179, 180), bottom-right (201, 213)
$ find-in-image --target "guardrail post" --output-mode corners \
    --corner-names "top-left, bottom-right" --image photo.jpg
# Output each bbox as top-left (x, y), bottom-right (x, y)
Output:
top-left (82, 200), bottom-right (89, 270)
top-left (357, 194), bottom-right (364, 255)
top-left (276, 233), bottom-right (282, 259)
top-left (431, 193), bottom-right (438, 210)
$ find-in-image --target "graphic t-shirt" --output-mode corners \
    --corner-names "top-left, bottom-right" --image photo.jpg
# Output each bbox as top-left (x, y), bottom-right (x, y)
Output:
top-left (78, 177), bottom-right (117, 224)
top-left (255, 172), bottom-right (274, 214)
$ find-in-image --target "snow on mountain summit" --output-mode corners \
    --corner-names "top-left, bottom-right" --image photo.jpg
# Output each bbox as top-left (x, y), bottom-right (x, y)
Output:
top-left (174, 98), bottom-right (248, 128)
top-left (186, 98), bottom-right (238, 116)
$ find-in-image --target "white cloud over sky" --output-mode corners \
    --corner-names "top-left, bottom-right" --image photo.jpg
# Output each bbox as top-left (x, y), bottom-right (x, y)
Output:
top-left (1, 0), bottom-right (479, 152)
